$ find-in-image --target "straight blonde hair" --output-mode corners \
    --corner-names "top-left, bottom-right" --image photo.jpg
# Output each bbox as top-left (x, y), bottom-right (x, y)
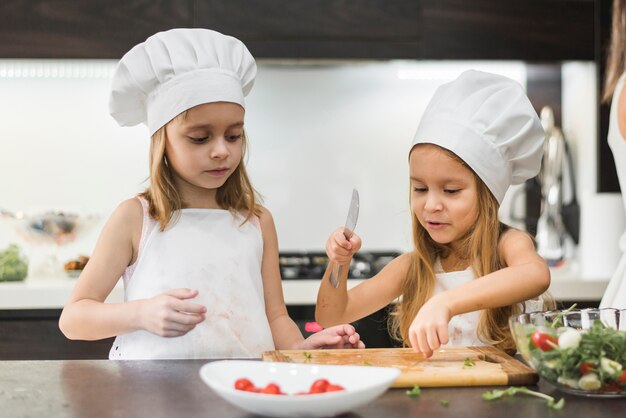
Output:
top-left (389, 147), bottom-right (551, 354)
top-left (603, 0), bottom-right (626, 103)
top-left (141, 123), bottom-right (261, 231)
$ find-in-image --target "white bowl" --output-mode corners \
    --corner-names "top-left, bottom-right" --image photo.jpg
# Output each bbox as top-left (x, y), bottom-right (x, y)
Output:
top-left (199, 360), bottom-right (401, 417)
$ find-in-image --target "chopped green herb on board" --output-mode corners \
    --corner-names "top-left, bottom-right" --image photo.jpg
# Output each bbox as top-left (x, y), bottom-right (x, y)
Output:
top-left (463, 357), bottom-right (476, 367)
top-left (303, 352), bottom-right (312, 361)
top-left (406, 385), bottom-right (421, 398)
top-left (482, 387), bottom-right (565, 409)
top-left (440, 400), bottom-right (450, 407)
top-left (362, 361), bottom-right (373, 366)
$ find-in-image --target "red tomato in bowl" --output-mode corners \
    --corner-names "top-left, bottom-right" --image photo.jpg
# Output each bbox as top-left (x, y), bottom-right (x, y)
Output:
top-left (260, 383), bottom-right (282, 395)
top-left (309, 379), bottom-right (330, 394)
top-left (579, 361), bottom-right (596, 375)
top-left (234, 378), bottom-right (253, 391)
top-left (530, 330), bottom-right (558, 351)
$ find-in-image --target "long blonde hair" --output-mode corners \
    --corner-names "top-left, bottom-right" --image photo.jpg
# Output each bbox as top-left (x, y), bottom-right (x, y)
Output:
top-left (389, 148), bottom-right (528, 354)
top-left (141, 123), bottom-right (261, 231)
top-left (603, 0), bottom-right (626, 103)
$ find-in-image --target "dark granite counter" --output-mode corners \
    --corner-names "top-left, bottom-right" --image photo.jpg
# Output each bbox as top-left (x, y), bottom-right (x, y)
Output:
top-left (1, 359), bottom-right (623, 417)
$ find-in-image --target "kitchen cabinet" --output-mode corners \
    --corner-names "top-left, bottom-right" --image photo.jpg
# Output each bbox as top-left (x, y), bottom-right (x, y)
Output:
top-left (0, 309), bottom-right (113, 360)
top-left (0, 0), bottom-right (194, 58)
top-left (0, 0), bottom-right (593, 60)
top-left (194, 0), bottom-right (420, 59)
top-left (420, 0), bottom-right (594, 61)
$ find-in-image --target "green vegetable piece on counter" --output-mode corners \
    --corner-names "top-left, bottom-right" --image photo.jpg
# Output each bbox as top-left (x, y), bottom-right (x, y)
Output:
top-left (0, 244), bottom-right (28, 282)
top-left (463, 357), bottom-right (475, 367)
top-left (440, 400), bottom-right (450, 407)
top-left (406, 385), bottom-right (421, 398)
top-left (303, 352), bottom-right (312, 362)
top-left (482, 386), bottom-right (565, 410)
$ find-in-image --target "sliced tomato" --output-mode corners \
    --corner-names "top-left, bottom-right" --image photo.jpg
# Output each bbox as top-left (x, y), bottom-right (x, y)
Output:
top-left (309, 378), bottom-right (330, 393)
top-left (530, 330), bottom-right (558, 351)
top-left (234, 378), bottom-right (254, 391)
top-left (579, 361), bottom-right (596, 374)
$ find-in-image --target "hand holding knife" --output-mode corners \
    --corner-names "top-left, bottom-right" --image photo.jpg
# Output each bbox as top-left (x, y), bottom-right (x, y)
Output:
top-left (329, 189), bottom-right (360, 288)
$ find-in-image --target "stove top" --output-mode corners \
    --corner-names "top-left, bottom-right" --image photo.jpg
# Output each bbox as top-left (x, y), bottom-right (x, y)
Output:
top-left (278, 251), bottom-right (401, 280)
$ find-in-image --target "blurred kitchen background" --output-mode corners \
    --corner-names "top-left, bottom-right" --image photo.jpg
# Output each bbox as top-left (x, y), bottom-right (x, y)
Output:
top-left (1, 0), bottom-right (624, 357)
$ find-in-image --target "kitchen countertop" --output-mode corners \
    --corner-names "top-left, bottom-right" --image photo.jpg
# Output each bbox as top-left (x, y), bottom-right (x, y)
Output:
top-left (1, 359), bottom-right (623, 418)
top-left (0, 265), bottom-right (609, 309)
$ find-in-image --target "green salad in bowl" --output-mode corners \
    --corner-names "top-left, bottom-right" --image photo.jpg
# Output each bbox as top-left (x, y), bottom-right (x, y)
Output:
top-left (510, 307), bottom-right (626, 397)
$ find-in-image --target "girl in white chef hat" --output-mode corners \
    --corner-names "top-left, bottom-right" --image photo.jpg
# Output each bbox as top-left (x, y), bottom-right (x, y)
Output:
top-left (59, 28), bottom-right (364, 359)
top-left (317, 70), bottom-right (552, 356)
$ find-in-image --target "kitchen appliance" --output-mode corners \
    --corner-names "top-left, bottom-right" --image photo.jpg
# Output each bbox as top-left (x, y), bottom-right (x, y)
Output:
top-left (534, 106), bottom-right (579, 264)
top-left (263, 347), bottom-right (537, 388)
top-left (279, 251), bottom-right (401, 280)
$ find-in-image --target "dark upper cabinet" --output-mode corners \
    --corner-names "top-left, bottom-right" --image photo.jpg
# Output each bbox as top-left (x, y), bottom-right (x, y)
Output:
top-left (193, 0), bottom-right (420, 59)
top-left (0, 0), bottom-right (593, 60)
top-left (421, 0), bottom-right (594, 61)
top-left (0, 0), bottom-right (194, 58)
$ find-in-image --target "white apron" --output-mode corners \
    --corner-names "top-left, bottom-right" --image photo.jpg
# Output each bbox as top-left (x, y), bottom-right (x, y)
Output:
top-left (109, 197), bottom-right (275, 359)
top-left (600, 72), bottom-right (626, 309)
top-left (433, 260), bottom-right (489, 347)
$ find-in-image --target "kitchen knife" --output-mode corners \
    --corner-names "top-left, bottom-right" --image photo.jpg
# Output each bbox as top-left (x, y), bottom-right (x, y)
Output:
top-left (329, 189), bottom-right (360, 288)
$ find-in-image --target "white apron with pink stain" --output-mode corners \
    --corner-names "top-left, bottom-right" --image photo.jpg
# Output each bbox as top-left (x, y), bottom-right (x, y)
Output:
top-left (109, 198), bottom-right (274, 359)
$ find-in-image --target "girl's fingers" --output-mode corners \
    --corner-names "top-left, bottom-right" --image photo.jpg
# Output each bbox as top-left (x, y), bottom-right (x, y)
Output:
top-left (312, 334), bottom-right (342, 348)
top-left (348, 235), bottom-right (362, 251)
top-left (172, 298), bottom-right (207, 314)
top-left (438, 323), bottom-right (449, 345)
top-left (166, 288), bottom-right (198, 299)
top-left (417, 329), bottom-right (433, 358)
top-left (425, 326), bottom-right (440, 354)
top-left (170, 311), bottom-right (205, 326)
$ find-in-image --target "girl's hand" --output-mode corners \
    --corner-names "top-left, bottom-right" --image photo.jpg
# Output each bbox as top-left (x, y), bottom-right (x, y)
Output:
top-left (408, 296), bottom-right (451, 358)
top-left (140, 288), bottom-right (207, 337)
top-left (326, 227), bottom-right (362, 265)
top-left (298, 324), bottom-right (366, 350)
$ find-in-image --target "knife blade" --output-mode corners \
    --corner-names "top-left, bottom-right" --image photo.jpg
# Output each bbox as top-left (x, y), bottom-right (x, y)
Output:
top-left (329, 189), bottom-right (359, 288)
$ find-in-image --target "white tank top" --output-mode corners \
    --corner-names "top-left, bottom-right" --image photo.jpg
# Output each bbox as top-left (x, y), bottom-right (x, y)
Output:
top-left (109, 197), bottom-right (275, 359)
top-left (600, 73), bottom-right (626, 309)
top-left (433, 260), bottom-right (488, 347)
top-left (608, 73), bottom-right (626, 253)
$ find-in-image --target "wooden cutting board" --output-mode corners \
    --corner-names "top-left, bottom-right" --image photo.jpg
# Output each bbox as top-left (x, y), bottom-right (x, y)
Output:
top-left (262, 347), bottom-right (537, 388)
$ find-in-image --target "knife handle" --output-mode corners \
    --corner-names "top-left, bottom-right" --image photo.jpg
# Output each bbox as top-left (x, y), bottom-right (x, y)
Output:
top-left (329, 263), bottom-right (345, 288)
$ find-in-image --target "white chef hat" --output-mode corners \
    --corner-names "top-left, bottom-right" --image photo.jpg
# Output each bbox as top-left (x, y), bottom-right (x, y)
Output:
top-left (410, 70), bottom-right (545, 204)
top-left (109, 28), bottom-right (256, 136)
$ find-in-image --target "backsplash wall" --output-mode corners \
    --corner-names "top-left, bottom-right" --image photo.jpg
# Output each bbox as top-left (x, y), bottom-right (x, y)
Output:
top-left (0, 59), bottom-right (602, 278)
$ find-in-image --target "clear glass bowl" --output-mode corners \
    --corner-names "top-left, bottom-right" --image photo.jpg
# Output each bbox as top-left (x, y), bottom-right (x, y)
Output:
top-left (509, 308), bottom-right (626, 397)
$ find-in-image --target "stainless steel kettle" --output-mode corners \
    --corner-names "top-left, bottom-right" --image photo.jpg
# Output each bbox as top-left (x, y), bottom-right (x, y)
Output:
top-left (536, 106), bottom-right (567, 262)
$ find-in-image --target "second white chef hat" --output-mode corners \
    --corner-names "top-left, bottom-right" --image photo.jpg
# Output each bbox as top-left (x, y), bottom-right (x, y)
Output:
top-left (410, 70), bottom-right (545, 204)
top-left (109, 28), bottom-right (256, 136)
